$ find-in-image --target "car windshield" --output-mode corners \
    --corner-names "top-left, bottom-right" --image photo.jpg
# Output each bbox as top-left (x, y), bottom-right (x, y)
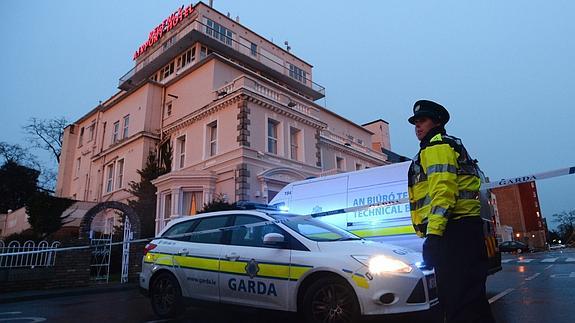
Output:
top-left (269, 213), bottom-right (361, 242)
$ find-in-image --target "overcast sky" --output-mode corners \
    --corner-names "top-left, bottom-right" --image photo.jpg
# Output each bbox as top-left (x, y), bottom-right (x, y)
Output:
top-left (1, 1), bottom-right (573, 227)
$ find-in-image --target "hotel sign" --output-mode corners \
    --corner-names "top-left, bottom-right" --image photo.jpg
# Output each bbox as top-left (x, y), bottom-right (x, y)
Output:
top-left (133, 4), bottom-right (195, 60)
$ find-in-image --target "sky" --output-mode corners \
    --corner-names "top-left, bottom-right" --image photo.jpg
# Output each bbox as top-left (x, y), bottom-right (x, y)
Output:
top-left (0, 1), bottom-right (573, 227)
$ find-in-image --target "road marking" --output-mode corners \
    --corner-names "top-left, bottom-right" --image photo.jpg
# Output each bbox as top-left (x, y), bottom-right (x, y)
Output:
top-left (550, 272), bottom-right (575, 278)
top-left (0, 318), bottom-right (46, 322)
top-left (525, 273), bottom-right (541, 281)
top-left (566, 258), bottom-right (575, 262)
top-left (517, 259), bottom-right (534, 263)
top-left (541, 258), bottom-right (558, 263)
top-left (501, 259), bottom-right (514, 263)
top-left (489, 288), bottom-right (514, 304)
top-left (544, 265), bottom-right (554, 270)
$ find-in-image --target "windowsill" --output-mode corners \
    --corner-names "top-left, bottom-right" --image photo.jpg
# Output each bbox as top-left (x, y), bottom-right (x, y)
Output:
top-left (102, 187), bottom-right (127, 197)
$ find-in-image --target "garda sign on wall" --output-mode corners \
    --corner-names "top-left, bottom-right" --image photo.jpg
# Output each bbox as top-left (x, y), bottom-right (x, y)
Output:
top-left (133, 4), bottom-right (195, 60)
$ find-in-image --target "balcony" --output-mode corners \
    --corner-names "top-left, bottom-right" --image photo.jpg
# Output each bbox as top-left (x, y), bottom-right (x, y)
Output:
top-left (213, 75), bottom-right (321, 121)
top-left (119, 19), bottom-right (325, 100)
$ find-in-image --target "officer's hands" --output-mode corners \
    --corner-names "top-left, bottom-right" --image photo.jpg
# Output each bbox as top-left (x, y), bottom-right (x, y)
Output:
top-left (422, 234), bottom-right (441, 269)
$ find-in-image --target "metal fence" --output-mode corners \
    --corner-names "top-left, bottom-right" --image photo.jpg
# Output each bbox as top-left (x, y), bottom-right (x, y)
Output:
top-left (0, 240), bottom-right (61, 268)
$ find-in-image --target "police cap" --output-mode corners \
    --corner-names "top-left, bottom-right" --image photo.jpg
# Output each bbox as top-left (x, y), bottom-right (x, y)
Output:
top-left (408, 100), bottom-right (450, 125)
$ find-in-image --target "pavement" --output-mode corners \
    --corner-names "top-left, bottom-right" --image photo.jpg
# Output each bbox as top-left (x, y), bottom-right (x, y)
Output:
top-left (0, 282), bottom-right (138, 304)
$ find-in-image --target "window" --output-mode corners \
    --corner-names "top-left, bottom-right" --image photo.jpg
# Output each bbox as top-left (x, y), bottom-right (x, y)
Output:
top-left (273, 214), bottom-right (358, 242)
top-left (112, 121), bottom-right (120, 143)
top-left (182, 191), bottom-right (203, 215)
top-left (176, 135), bottom-right (186, 169)
top-left (189, 216), bottom-right (229, 244)
top-left (290, 127), bottom-right (300, 160)
top-left (289, 64), bottom-right (307, 84)
top-left (267, 119), bottom-right (279, 154)
top-left (163, 193), bottom-right (172, 221)
top-left (116, 159), bottom-right (124, 189)
top-left (207, 121), bottom-right (217, 157)
top-left (159, 61), bottom-right (175, 81)
top-left (355, 163), bottom-right (362, 171)
top-left (206, 18), bottom-right (233, 46)
top-left (336, 157), bottom-right (344, 170)
top-left (123, 115), bottom-right (129, 139)
top-left (75, 157), bottom-right (81, 177)
top-left (180, 48), bottom-right (196, 69)
top-left (250, 43), bottom-right (257, 56)
top-left (162, 220), bottom-right (198, 241)
top-left (78, 127), bottom-right (85, 146)
top-left (162, 36), bottom-right (176, 50)
top-left (165, 102), bottom-right (172, 117)
top-left (88, 121), bottom-right (95, 142)
top-left (105, 163), bottom-right (114, 193)
top-left (230, 215), bottom-right (287, 248)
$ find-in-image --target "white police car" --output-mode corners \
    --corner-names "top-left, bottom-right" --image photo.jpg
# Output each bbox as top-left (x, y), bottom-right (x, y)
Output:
top-left (140, 206), bottom-right (437, 322)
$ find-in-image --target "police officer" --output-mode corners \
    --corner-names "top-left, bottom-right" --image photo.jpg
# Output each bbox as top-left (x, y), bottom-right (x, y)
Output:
top-left (407, 100), bottom-right (495, 322)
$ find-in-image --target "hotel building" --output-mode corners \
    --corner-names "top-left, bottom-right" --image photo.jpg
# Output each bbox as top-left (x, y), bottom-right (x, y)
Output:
top-left (55, 2), bottom-right (392, 234)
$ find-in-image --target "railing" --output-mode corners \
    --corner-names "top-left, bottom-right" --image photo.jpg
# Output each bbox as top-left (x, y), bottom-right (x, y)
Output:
top-left (0, 240), bottom-right (61, 268)
top-left (214, 75), bottom-right (320, 121)
top-left (320, 130), bottom-right (386, 160)
top-left (120, 18), bottom-right (325, 97)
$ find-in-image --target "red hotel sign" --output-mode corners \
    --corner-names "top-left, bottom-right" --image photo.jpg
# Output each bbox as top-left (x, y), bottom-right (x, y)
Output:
top-left (133, 4), bottom-right (195, 60)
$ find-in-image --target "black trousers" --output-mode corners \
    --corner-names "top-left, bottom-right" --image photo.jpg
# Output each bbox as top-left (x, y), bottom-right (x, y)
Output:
top-left (435, 216), bottom-right (495, 323)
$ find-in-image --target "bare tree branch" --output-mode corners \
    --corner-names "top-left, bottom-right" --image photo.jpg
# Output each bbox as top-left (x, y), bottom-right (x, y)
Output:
top-left (23, 117), bottom-right (68, 163)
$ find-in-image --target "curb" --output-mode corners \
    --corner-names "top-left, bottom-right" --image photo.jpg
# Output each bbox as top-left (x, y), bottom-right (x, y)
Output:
top-left (0, 283), bottom-right (138, 304)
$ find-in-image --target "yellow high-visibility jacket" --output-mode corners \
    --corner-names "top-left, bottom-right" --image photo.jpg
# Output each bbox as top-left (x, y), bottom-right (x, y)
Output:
top-left (408, 127), bottom-right (481, 237)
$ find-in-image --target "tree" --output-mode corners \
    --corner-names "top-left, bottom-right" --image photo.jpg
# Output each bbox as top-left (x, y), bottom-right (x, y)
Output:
top-left (0, 141), bottom-right (57, 193)
top-left (198, 193), bottom-right (236, 213)
top-left (552, 209), bottom-right (575, 243)
top-left (23, 117), bottom-right (68, 164)
top-left (25, 192), bottom-right (75, 239)
top-left (0, 160), bottom-right (40, 213)
top-left (128, 150), bottom-right (167, 238)
top-left (0, 141), bottom-right (40, 169)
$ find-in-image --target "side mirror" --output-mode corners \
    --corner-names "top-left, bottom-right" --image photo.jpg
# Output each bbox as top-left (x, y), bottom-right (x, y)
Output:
top-left (263, 233), bottom-right (286, 246)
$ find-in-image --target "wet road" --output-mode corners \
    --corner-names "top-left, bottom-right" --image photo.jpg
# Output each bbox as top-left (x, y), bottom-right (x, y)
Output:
top-left (1, 248), bottom-right (574, 322)
top-left (488, 248), bottom-right (575, 323)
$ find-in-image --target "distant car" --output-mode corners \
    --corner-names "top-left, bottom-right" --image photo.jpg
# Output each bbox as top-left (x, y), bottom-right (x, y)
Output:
top-left (499, 241), bottom-right (530, 253)
top-left (139, 207), bottom-right (438, 321)
top-left (549, 244), bottom-right (566, 250)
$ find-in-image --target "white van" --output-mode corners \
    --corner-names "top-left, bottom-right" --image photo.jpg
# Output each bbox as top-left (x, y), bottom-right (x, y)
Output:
top-left (269, 162), bottom-right (420, 248)
top-left (269, 161), bottom-right (501, 274)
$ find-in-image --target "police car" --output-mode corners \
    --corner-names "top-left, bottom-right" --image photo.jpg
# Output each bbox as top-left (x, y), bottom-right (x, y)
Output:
top-left (140, 205), bottom-right (437, 322)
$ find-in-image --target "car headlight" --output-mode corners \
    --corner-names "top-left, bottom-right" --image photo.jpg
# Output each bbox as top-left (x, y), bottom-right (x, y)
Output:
top-left (352, 255), bottom-right (412, 274)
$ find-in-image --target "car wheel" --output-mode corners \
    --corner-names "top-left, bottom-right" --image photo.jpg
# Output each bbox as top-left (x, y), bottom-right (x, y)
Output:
top-left (150, 272), bottom-right (185, 318)
top-left (302, 276), bottom-right (360, 323)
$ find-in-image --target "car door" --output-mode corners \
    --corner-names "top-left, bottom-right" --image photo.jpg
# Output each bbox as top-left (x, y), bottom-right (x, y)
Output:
top-left (218, 214), bottom-right (292, 310)
top-left (172, 215), bottom-right (231, 302)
